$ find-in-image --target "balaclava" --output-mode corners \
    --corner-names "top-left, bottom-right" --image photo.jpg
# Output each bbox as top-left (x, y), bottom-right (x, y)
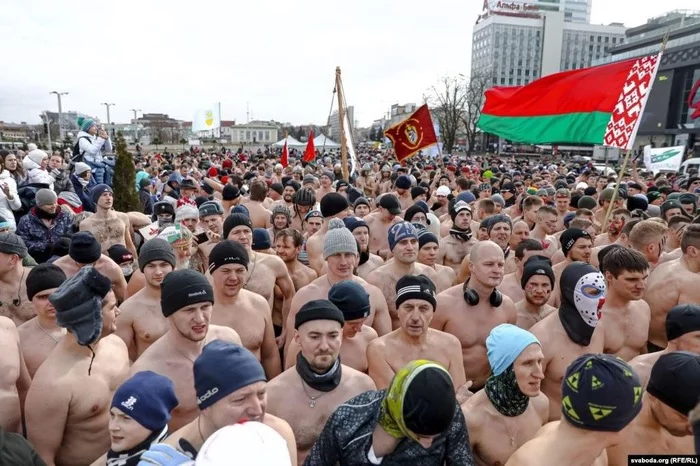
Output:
top-left (558, 262), bottom-right (606, 346)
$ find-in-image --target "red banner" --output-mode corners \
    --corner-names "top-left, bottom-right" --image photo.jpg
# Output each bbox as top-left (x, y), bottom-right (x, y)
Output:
top-left (383, 104), bottom-right (438, 162)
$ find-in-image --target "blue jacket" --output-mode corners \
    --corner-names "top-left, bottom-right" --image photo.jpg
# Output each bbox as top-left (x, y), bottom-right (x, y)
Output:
top-left (16, 208), bottom-right (73, 263)
top-left (70, 174), bottom-right (97, 212)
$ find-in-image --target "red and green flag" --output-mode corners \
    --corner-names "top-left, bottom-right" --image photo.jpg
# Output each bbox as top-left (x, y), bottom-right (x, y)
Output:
top-left (478, 54), bottom-right (661, 150)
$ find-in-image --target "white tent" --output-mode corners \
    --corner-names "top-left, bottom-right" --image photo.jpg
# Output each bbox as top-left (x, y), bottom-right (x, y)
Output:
top-left (272, 136), bottom-right (306, 149)
top-left (313, 134), bottom-right (341, 149)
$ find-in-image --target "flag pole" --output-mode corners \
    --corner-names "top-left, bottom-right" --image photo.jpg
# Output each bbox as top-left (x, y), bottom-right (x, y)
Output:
top-left (335, 67), bottom-right (349, 180)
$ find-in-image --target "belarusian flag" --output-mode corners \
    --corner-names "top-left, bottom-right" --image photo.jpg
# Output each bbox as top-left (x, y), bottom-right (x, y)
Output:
top-left (478, 54), bottom-right (661, 150)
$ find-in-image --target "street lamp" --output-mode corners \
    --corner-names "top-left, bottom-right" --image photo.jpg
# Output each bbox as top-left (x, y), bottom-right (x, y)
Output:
top-left (101, 103), bottom-right (115, 136)
top-left (50, 91), bottom-right (69, 139)
top-left (130, 108), bottom-right (141, 143)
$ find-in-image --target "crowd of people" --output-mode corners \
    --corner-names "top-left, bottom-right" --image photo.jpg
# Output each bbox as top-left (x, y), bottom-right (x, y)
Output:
top-left (0, 116), bottom-right (699, 465)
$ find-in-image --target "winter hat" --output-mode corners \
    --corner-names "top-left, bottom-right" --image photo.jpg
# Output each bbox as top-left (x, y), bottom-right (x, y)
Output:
top-left (436, 186), bottom-right (451, 197)
top-left (252, 228), bottom-right (271, 251)
top-left (456, 191), bottom-right (476, 204)
top-left (111, 371), bottom-right (178, 432)
top-left (323, 218), bottom-right (357, 259)
top-left (90, 184), bottom-right (113, 206)
top-left (395, 175), bottom-right (411, 190)
top-left (27, 149), bottom-right (48, 166)
top-left (57, 191), bottom-right (83, 212)
top-left (388, 222), bottom-right (418, 251)
top-left (196, 421), bottom-right (291, 466)
top-left (26, 263), bottom-right (67, 301)
top-left (49, 266), bottom-right (111, 347)
top-left (417, 229), bottom-right (439, 249)
top-left (486, 324), bottom-right (540, 376)
top-left (223, 213), bottom-right (253, 239)
top-left (328, 280), bottom-right (371, 321)
top-left (486, 214), bottom-right (512, 235)
top-left (491, 194), bottom-right (505, 208)
top-left (411, 186), bottom-right (427, 200)
top-left (577, 196), bottom-right (598, 210)
top-left (208, 240), bottom-right (249, 274)
top-left (627, 194), bottom-right (648, 212)
top-left (450, 201), bottom-right (472, 222)
top-left (194, 340), bottom-right (266, 410)
top-left (521, 260), bottom-right (555, 289)
top-left (0, 232), bottom-right (28, 258)
top-left (199, 201), bottom-right (224, 218)
top-left (230, 203), bottom-right (250, 216)
top-left (107, 244), bottom-right (133, 266)
top-left (560, 228), bottom-right (591, 257)
top-left (78, 117), bottom-right (97, 132)
top-left (342, 216), bottom-right (368, 233)
top-left (660, 200), bottom-right (684, 219)
top-left (160, 269), bottom-right (214, 318)
top-left (270, 204), bottom-right (291, 222)
top-left (138, 238), bottom-right (176, 272)
top-left (294, 299), bottom-right (345, 329)
top-left (395, 274), bottom-right (437, 311)
top-left (404, 205), bottom-right (429, 224)
top-left (319, 193), bottom-right (349, 218)
top-left (175, 204), bottom-right (199, 222)
top-left (35, 189), bottom-right (57, 207)
top-left (665, 304), bottom-right (700, 342)
top-left (647, 351), bottom-right (700, 416)
top-left (353, 197), bottom-right (370, 209)
top-left (69, 232), bottom-right (102, 264)
top-left (222, 184), bottom-right (240, 201)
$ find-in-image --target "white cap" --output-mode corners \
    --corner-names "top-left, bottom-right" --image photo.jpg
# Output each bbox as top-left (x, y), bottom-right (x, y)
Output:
top-left (196, 422), bottom-right (291, 466)
top-left (436, 186), bottom-right (451, 196)
top-left (575, 182), bottom-right (588, 190)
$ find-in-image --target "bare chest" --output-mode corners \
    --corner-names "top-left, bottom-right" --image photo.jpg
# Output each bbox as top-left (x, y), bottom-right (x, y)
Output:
top-left (386, 340), bottom-right (450, 375)
top-left (88, 216), bottom-right (125, 245)
top-left (20, 329), bottom-right (62, 377)
top-left (211, 304), bottom-right (265, 354)
top-left (0, 281), bottom-right (34, 325)
top-left (475, 411), bottom-right (544, 466)
top-left (245, 261), bottom-right (275, 302)
top-left (248, 207), bottom-right (269, 229)
top-left (341, 337), bottom-right (370, 373)
top-left (291, 268), bottom-right (315, 291)
top-left (602, 310), bottom-right (648, 360)
top-left (133, 310), bottom-right (170, 348)
top-left (443, 239), bottom-right (472, 266)
top-left (446, 305), bottom-right (510, 348)
top-left (369, 223), bottom-right (391, 249)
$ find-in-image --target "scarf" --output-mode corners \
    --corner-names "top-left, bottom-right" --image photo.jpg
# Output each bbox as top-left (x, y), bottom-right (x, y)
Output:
top-left (35, 207), bottom-right (58, 220)
top-left (378, 360), bottom-right (442, 442)
top-left (295, 352), bottom-right (342, 392)
top-left (106, 426), bottom-right (168, 466)
top-left (484, 365), bottom-right (529, 417)
top-left (449, 226), bottom-right (472, 242)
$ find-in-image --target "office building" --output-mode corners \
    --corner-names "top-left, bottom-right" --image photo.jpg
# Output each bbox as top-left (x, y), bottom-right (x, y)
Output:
top-left (482, 0), bottom-right (592, 24)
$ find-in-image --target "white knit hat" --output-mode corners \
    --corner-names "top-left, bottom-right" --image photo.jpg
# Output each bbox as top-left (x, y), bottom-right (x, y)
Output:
top-left (196, 422), bottom-right (291, 466)
top-left (27, 149), bottom-right (49, 166)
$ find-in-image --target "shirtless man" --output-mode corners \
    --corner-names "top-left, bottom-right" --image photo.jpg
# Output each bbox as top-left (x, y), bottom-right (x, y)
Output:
top-left (285, 219), bottom-right (391, 345)
top-left (197, 201), bottom-right (225, 261)
top-left (208, 240), bottom-right (280, 379)
top-left (509, 219), bottom-right (530, 250)
top-left (529, 206), bottom-right (560, 258)
top-left (416, 229), bottom-right (456, 290)
top-left (315, 171), bottom-right (334, 201)
top-left (17, 264), bottom-right (67, 378)
top-left (223, 213), bottom-right (295, 345)
top-left (162, 340), bottom-right (297, 464)
top-left (363, 194), bottom-right (402, 260)
top-left (515, 259), bottom-right (556, 330)
top-left (366, 222), bottom-right (439, 328)
top-left (267, 300), bottom-right (375, 464)
top-left (79, 184), bottom-right (137, 257)
top-left (54, 232), bottom-right (128, 303)
top-left (463, 324), bottom-right (548, 465)
top-left (432, 241), bottom-right (517, 390)
top-left (520, 195), bottom-right (544, 230)
top-left (0, 233), bottom-right (36, 324)
top-left (25, 267), bottom-right (130, 466)
top-left (594, 208), bottom-right (630, 247)
top-left (115, 238), bottom-right (176, 360)
top-left (129, 269), bottom-right (241, 431)
top-left (598, 247), bottom-right (650, 360)
top-left (457, 214), bottom-right (513, 283)
top-left (343, 216), bottom-right (384, 279)
top-left (507, 354), bottom-right (642, 466)
top-left (368, 274), bottom-right (466, 390)
top-left (628, 219), bottom-right (669, 268)
top-left (305, 193), bottom-right (349, 274)
top-left (499, 240), bottom-right (545, 304)
top-left (606, 352), bottom-right (699, 465)
top-left (530, 262), bottom-right (606, 421)
top-left (645, 224), bottom-right (700, 351)
top-left (438, 201), bottom-right (477, 274)
top-left (548, 228), bottom-right (593, 308)
top-left (242, 180), bottom-right (272, 228)
top-left (0, 316), bottom-right (30, 433)
top-left (553, 189), bottom-right (570, 232)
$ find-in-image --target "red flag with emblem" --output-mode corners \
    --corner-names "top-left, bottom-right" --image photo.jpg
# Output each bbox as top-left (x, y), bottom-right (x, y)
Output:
top-left (280, 138), bottom-right (289, 168)
top-left (384, 104), bottom-right (438, 162)
top-left (303, 130), bottom-right (316, 162)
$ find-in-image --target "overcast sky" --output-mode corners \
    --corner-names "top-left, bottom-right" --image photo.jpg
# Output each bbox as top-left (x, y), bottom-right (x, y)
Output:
top-left (0, 0), bottom-right (695, 128)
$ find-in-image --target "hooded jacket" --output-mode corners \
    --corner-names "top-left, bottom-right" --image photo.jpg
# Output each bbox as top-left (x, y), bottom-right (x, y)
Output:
top-left (0, 170), bottom-right (21, 230)
top-left (22, 155), bottom-right (55, 189)
top-left (77, 130), bottom-right (112, 165)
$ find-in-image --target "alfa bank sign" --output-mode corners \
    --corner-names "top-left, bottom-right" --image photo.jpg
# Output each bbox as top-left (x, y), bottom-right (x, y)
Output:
top-left (492, 1), bottom-right (540, 11)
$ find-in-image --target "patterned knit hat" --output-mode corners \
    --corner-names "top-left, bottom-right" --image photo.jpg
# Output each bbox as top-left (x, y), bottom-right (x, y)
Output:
top-left (323, 218), bottom-right (357, 259)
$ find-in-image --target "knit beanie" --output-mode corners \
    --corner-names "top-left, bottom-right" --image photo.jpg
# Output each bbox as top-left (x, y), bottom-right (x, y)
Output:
top-left (196, 422), bottom-right (291, 466)
top-left (486, 214), bottom-right (512, 235)
top-left (78, 116), bottom-right (97, 132)
top-left (343, 216), bottom-right (368, 233)
top-left (271, 205), bottom-right (291, 222)
top-left (0, 232), bottom-right (28, 258)
top-left (252, 228), bottom-right (271, 251)
top-left (176, 204), bottom-right (199, 222)
top-left (222, 184), bottom-right (241, 201)
top-left (194, 340), bottom-right (266, 410)
top-left (90, 184), bottom-right (113, 206)
top-left (230, 204), bottom-right (250, 217)
top-left (35, 189), bottom-right (57, 207)
top-left (328, 280), bottom-right (371, 321)
top-left (388, 222), bottom-right (418, 251)
top-left (395, 175), bottom-right (411, 190)
top-left (323, 218), bottom-right (357, 259)
top-left (107, 244), bottom-right (133, 266)
top-left (456, 191), bottom-right (476, 204)
top-left (647, 351), bottom-right (700, 415)
top-left (521, 260), bottom-right (555, 289)
top-left (560, 228), bottom-right (591, 257)
top-left (319, 193), bottom-right (349, 218)
top-left (208, 240), bottom-right (249, 274)
top-left (138, 238), bottom-right (176, 272)
top-left (74, 162), bottom-right (91, 176)
top-left (160, 269), bottom-right (214, 318)
top-left (395, 274), bottom-right (437, 311)
top-left (417, 229), bottom-right (439, 249)
top-left (111, 371), bottom-right (178, 432)
top-left (223, 213), bottom-right (253, 240)
top-left (295, 299), bottom-right (345, 330)
top-left (27, 149), bottom-right (48, 166)
top-left (69, 232), bottom-right (102, 264)
top-left (26, 263), bottom-right (67, 301)
top-left (486, 324), bottom-right (540, 376)
top-left (577, 196), bottom-right (598, 210)
top-left (402, 364), bottom-right (456, 436)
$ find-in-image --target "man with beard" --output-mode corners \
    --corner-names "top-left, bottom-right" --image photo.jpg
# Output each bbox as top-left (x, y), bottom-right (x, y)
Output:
top-left (209, 240), bottom-right (280, 379)
top-left (416, 229), bottom-right (456, 290)
top-left (16, 189), bottom-right (72, 264)
top-left (367, 222), bottom-right (440, 329)
top-left (162, 340), bottom-right (297, 463)
top-left (80, 184), bottom-right (137, 257)
top-left (25, 267), bottom-right (129, 466)
top-left (499, 240), bottom-right (545, 304)
top-left (598, 247), bottom-right (650, 360)
top-left (363, 194), bottom-right (403, 260)
top-left (267, 300), bottom-right (376, 464)
top-left (529, 206), bottom-right (559, 258)
top-left (267, 204), bottom-right (291, 241)
top-left (197, 201), bottom-right (225, 261)
top-left (507, 354), bottom-right (643, 466)
top-left (438, 201), bottom-right (477, 274)
top-left (128, 269), bottom-right (241, 431)
top-left (432, 240), bottom-right (517, 390)
top-left (273, 180), bottom-right (297, 211)
top-left (530, 262), bottom-right (606, 421)
top-left (457, 214), bottom-right (513, 283)
top-left (286, 219), bottom-right (391, 346)
top-left (606, 352), bottom-right (699, 464)
top-left (594, 208), bottom-right (630, 247)
top-left (17, 264), bottom-right (67, 378)
top-left (630, 304), bottom-right (700, 387)
top-left (367, 274), bottom-right (466, 390)
top-left (115, 239), bottom-right (176, 360)
top-left (0, 233), bottom-right (36, 324)
top-left (515, 259), bottom-right (556, 330)
top-left (548, 228), bottom-right (593, 308)
top-left (306, 193), bottom-right (350, 273)
top-left (462, 324), bottom-right (548, 465)
top-left (343, 216), bottom-right (384, 279)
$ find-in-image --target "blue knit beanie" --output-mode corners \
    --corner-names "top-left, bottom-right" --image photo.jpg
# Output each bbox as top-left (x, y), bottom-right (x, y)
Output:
top-left (388, 221), bottom-right (418, 251)
top-left (252, 228), bottom-right (271, 251)
top-left (328, 280), bottom-right (370, 321)
top-left (91, 184), bottom-right (113, 206)
top-left (194, 340), bottom-right (266, 410)
top-left (77, 116), bottom-right (97, 133)
top-left (111, 371), bottom-right (178, 432)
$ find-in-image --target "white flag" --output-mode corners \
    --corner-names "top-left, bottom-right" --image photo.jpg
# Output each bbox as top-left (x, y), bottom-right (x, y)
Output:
top-left (193, 103), bottom-right (221, 132)
top-left (343, 113), bottom-right (358, 177)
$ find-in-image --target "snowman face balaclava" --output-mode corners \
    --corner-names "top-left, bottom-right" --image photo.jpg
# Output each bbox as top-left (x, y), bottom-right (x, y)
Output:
top-left (558, 262), bottom-right (606, 346)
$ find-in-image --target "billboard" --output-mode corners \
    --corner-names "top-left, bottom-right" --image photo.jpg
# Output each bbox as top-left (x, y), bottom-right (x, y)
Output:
top-left (638, 70), bottom-right (674, 133)
top-left (685, 68), bottom-right (700, 124)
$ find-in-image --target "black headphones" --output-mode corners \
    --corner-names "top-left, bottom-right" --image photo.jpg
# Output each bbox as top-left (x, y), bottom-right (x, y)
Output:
top-left (463, 279), bottom-right (502, 307)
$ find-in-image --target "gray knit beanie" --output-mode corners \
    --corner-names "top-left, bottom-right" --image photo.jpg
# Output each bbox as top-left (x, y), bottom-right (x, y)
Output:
top-left (323, 218), bottom-right (358, 259)
top-left (138, 238), bottom-right (177, 272)
top-left (35, 189), bottom-right (58, 207)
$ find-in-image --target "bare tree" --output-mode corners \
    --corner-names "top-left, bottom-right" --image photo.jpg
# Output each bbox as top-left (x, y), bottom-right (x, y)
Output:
top-left (427, 76), bottom-right (467, 155)
top-left (461, 73), bottom-right (490, 156)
